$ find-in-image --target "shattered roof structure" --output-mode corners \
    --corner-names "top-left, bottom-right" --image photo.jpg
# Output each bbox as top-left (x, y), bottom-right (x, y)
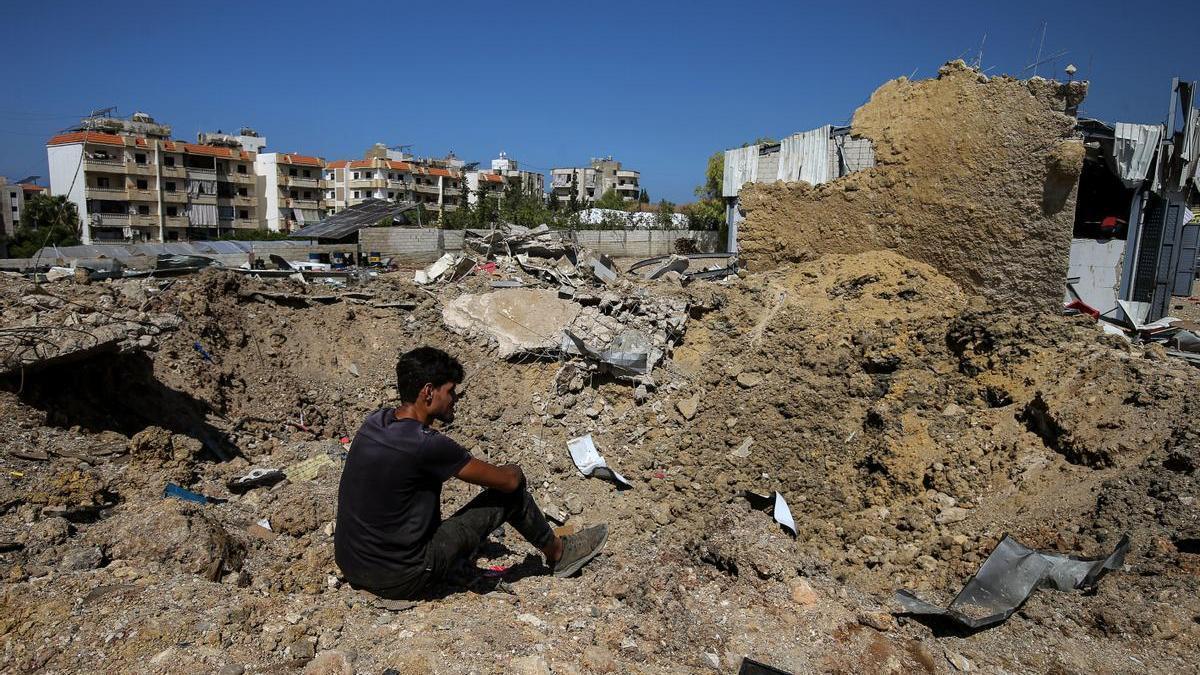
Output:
top-left (289, 199), bottom-right (417, 240)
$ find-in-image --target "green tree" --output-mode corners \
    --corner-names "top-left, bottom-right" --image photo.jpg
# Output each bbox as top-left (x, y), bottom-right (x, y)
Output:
top-left (4, 194), bottom-right (82, 258)
top-left (655, 199), bottom-right (676, 229)
top-left (567, 174), bottom-right (580, 213)
top-left (218, 228), bottom-right (292, 241)
top-left (638, 188), bottom-right (649, 204)
top-left (593, 188), bottom-right (626, 210)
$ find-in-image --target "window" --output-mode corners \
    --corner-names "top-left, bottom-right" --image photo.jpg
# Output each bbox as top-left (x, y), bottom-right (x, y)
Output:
top-left (237, 164), bottom-right (247, 174)
top-left (302, 169), bottom-right (311, 178)
top-left (326, 172), bottom-right (334, 180)
top-left (289, 168), bottom-right (297, 177)
top-left (327, 190), bottom-right (334, 199)
top-left (137, 205), bottom-right (150, 215)
top-left (290, 190), bottom-right (298, 198)
top-left (239, 209), bottom-right (249, 220)
top-left (303, 191), bottom-right (311, 200)
top-left (165, 181), bottom-right (176, 192)
top-left (135, 153), bottom-right (147, 164)
top-left (136, 179), bottom-right (148, 190)
top-left (237, 187), bottom-right (247, 196)
top-left (167, 231), bottom-right (179, 241)
top-left (352, 190), bottom-right (360, 199)
top-left (388, 191), bottom-right (394, 198)
top-left (389, 172), bottom-right (394, 180)
top-left (352, 172), bottom-right (360, 180)
top-left (164, 156), bottom-right (175, 167)
top-left (96, 177), bottom-right (110, 189)
top-left (166, 206), bottom-right (177, 217)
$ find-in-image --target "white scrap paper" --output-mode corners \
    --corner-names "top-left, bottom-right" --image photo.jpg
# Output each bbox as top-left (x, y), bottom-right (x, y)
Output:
top-left (772, 492), bottom-right (796, 536)
top-left (567, 434), bottom-right (631, 488)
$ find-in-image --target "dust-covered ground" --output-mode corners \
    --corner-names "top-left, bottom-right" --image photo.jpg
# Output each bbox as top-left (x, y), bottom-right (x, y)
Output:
top-left (1, 255), bottom-right (1198, 674)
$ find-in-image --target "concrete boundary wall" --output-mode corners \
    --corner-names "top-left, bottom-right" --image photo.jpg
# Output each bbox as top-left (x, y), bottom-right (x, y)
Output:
top-left (0, 229), bottom-right (723, 270)
top-left (359, 228), bottom-right (721, 263)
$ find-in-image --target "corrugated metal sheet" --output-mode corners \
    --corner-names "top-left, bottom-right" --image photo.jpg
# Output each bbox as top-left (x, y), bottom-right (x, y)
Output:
top-left (722, 146), bottom-right (759, 197)
top-left (776, 125), bottom-right (832, 185)
top-left (1113, 122), bottom-right (1162, 188)
top-left (290, 199), bottom-right (416, 240)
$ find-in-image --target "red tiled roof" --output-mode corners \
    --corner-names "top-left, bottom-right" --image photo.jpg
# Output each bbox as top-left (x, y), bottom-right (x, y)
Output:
top-left (19, 184), bottom-right (47, 192)
top-left (47, 131), bottom-right (125, 147)
top-left (326, 160), bottom-right (348, 169)
top-left (163, 141), bottom-right (179, 151)
top-left (482, 173), bottom-right (505, 183)
top-left (348, 159), bottom-right (375, 169)
top-left (181, 143), bottom-right (252, 160)
top-left (281, 152), bottom-right (322, 167)
top-left (387, 161), bottom-right (412, 171)
top-left (426, 167), bottom-right (454, 177)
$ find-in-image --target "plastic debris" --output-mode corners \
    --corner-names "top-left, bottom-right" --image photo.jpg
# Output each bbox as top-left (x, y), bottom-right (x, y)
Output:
top-left (193, 341), bottom-right (213, 362)
top-left (226, 468), bottom-right (285, 494)
top-left (163, 482), bottom-right (221, 504)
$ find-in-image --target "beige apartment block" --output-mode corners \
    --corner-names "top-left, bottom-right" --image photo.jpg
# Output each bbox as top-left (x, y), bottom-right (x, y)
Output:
top-left (325, 146), bottom-right (465, 218)
top-left (255, 152), bottom-right (325, 232)
top-left (46, 113), bottom-right (261, 243)
top-left (1, 178), bottom-right (47, 237)
top-left (551, 156), bottom-right (640, 205)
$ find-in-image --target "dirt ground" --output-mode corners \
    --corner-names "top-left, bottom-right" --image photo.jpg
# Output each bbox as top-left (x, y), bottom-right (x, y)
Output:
top-left (0, 251), bottom-right (1197, 674)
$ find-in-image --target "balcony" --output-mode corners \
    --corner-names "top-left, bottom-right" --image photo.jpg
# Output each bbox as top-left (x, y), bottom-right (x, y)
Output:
top-left (234, 195), bottom-right (259, 206)
top-left (161, 164), bottom-right (186, 178)
top-left (129, 214), bottom-right (158, 227)
top-left (413, 183), bottom-right (439, 194)
top-left (87, 186), bottom-right (126, 199)
top-left (162, 191), bottom-right (187, 203)
top-left (287, 198), bottom-right (321, 209)
top-left (616, 170), bottom-right (640, 179)
top-left (348, 178), bottom-right (386, 189)
top-left (164, 216), bottom-right (189, 228)
top-left (126, 188), bottom-right (157, 201)
top-left (442, 187), bottom-right (462, 196)
top-left (127, 163), bottom-right (157, 176)
top-left (616, 183), bottom-right (640, 192)
top-left (189, 193), bottom-right (217, 205)
top-left (91, 213), bottom-right (129, 227)
top-left (84, 157), bottom-right (127, 172)
top-left (219, 172), bottom-right (255, 184)
top-left (281, 176), bottom-right (320, 188)
top-left (387, 179), bottom-right (412, 189)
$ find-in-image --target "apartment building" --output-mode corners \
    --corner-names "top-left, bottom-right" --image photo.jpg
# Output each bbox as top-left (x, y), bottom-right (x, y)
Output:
top-left (254, 152), bottom-right (325, 232)
top-left (1, 178), bottom-right (47, 237)
top-left (464, 170), bottom-right (506, 205)
top-left (550, 156), bottom-right (640, 205)
top-left (489, 152), bottom-right (544, 195)
top-left (46, 113), bottom-right (261, 244)
top-left (324, 145), bottom-right (465, 217)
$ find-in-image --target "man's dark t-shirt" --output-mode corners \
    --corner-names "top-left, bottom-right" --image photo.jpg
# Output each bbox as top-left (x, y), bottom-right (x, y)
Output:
top-left (334, 408), bottom-right (471, 589)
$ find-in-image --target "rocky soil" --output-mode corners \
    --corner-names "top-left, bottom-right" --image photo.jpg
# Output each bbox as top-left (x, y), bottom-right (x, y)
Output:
top-left (1, 255), bottom-right (1198, 674)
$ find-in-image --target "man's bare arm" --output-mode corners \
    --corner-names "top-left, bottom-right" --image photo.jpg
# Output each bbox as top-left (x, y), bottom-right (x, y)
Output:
top-left (455, 457), bottom-right (524, 493)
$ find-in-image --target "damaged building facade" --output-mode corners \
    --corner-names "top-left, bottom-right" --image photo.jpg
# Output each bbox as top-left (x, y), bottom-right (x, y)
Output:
top-left (1067, 78), bottom-right (1200, 323)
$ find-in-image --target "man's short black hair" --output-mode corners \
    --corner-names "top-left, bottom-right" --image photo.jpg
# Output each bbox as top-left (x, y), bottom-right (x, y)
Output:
top-left (395, 347), bottom-right (464, 403)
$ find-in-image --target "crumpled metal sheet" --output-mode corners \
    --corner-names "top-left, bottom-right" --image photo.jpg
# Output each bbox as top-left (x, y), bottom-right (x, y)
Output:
top-left (895, 533), bottom-right (1130, 629)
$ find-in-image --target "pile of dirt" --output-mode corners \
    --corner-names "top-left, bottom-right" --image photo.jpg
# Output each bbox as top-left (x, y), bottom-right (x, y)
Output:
top-left (1, 252), bottom-right (1198, 672)
top-left (737, 61), bottom-right (1089, 314)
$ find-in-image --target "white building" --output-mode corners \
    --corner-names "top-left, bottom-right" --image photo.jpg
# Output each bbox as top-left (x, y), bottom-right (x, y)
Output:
top-left (254, 152), bottom-right (325, 232)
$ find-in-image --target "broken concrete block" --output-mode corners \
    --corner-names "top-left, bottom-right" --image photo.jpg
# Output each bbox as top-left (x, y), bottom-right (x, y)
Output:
top-left (676, 395), bottom-right (699, 420)
top-left (442, 289), bottom-right (582, 358)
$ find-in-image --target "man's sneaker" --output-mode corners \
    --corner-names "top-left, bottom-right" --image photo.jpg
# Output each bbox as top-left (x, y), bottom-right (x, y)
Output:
top-left (552, 524), bottom-right (609, 578)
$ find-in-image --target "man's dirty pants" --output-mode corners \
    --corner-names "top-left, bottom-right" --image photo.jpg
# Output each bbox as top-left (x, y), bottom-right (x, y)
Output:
top-left (363, 486), bottom-right (555, 599)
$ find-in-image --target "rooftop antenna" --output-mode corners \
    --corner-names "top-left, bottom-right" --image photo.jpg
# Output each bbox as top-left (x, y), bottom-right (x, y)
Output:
top-left (89, 106), bottom-right (116, 118)
top-left (1032, 21), bottom-right (1047, 77)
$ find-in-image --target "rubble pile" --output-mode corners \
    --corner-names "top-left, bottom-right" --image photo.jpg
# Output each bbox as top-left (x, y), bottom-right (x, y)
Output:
top-left (0, 248), bottom-right (1197, 672)
top-left (738, 61), bottom-right (1089, 314)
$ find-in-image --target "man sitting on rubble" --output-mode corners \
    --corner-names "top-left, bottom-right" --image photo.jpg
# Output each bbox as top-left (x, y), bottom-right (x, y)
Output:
top-left (335, 346), bottom-right (608, 599)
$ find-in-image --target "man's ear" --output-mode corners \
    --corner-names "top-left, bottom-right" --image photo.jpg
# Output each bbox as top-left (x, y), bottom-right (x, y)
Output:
top-left (420, 383), bottom-right (434, 403)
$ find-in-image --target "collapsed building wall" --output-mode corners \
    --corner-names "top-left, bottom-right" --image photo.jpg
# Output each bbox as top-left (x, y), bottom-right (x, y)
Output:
top-left (737, 61), bottom-right (1088, 313)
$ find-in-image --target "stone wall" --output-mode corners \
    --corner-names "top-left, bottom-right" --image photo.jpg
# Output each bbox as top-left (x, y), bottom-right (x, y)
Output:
top-left (737, 61), bottom-right (1088, 314)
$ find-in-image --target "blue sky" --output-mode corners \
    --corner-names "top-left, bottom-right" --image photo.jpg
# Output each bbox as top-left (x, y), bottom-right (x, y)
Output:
top-left (2, 0), bottom-right (1197, 202)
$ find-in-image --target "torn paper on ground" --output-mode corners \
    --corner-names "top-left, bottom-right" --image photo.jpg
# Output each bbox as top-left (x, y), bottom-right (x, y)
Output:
top-left (567, 434), bottom-right (631, 488)
top-left (742, 490), bottom-right (797, 536)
